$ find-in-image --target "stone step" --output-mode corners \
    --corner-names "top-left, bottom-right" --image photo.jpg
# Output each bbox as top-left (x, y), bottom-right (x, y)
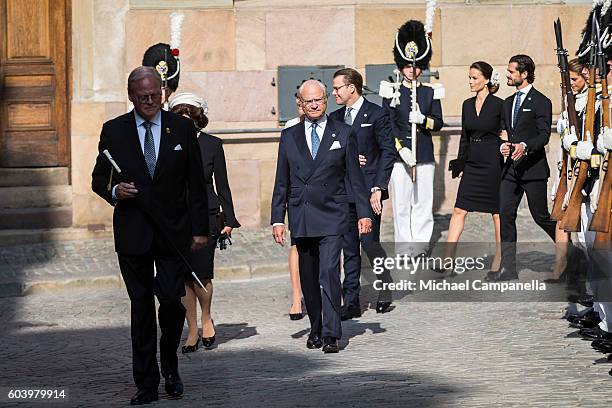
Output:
top-left (0, 227), bottom-right (111, 247)
top-left (0, 186), bottom-right (73, 209)
top-left (0, 167), bottom-right (69, 187)
top-left (0, 206), bottom-right (72, 229)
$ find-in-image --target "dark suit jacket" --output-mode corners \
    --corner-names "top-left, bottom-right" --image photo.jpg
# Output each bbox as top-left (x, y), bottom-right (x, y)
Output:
top-left (382, 83), bottom-right (444, 163)
top-left (329, 98), bottom-right (396, 202)
top-left (91, 110), bottom-right (209, 255)
top-left (501, 86), bottom-right (552, 180)
top-left (270, 116), bottom-right (371, 238)
top-left (197, 132), bottom-right (240, 228)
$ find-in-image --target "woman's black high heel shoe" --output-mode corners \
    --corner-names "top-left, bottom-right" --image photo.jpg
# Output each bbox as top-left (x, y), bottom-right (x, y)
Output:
top-left (181, 336), bottom-right (201, 354)
top-left (289, 312), bottom-right (304, 320)
top-left (289, 299), bottom-right (304, 320)
top-left (202, 321), bottom-right (216, 348)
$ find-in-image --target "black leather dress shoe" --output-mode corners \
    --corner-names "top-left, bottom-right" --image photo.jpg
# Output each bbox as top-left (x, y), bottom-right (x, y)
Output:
top-left (322, 337), bottom-right (339, 353)
top-left (591, 339), bottom-right (612, 353)
top-left (376, 301), bottom-right (392, 314)
top-left (569, 315), bottom-right (601, 329)
top-left (130, 389), bottom-right (158, 405)
top-left (341, 305), bottom-right (362, 321)
top-left (580, 326), bottom-right (612, 340)
top-left (565, 307), bottom-right (595, 322)
top-left (484, 266), bottom-right (518, 282)
top-left (306, 333), bottom-right (323, 349)
top-left (163, 371), bottom-right (183, 397)
top-left (577, 294), bottom-right (594, 308)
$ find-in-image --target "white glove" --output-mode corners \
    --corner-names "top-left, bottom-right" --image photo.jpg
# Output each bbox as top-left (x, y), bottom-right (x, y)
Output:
top-left (576, 140), bottom-right (594, 160)
top-left (550, 174), bottom-right (560, 201)
top-left (590, 179), bottom-right (600, 214)
top-left (597, 129), bottom-right (607, 154)
top-left (603, 126), bottom-right (612, 150)
top-left (562, 126), bottom-right (578, 151)
top-left (557, 117), bottom-right (568, 135)
top-left (398, 147), bottom-right (417, 167)
top-left (409, 104), bottom-right (426, 125)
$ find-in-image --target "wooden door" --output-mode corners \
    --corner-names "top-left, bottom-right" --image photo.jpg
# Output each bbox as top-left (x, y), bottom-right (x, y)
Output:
top-left (0, 0), bottom-right (70, 167)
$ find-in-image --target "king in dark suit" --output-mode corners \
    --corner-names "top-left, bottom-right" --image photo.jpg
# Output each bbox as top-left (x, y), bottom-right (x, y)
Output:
top-left (329, 68), bottom-right (396, 318)
top-left (91, 67), bottom-right (209, 405)
top-left (488, 55), bottom-right (556, 282)
top-left (271, 80), bottom-right (372, 353)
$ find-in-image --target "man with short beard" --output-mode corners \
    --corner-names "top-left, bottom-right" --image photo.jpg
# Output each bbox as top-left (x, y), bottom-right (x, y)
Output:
top-left (488, 54), bottom-right (556, 282)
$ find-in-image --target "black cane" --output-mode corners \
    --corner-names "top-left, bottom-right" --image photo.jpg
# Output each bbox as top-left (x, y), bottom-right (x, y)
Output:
top-left (102, 149), bottom-right (208, 292)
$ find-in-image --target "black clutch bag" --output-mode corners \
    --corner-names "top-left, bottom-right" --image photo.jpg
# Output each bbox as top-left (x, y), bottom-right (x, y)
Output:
top-left (213, 211), bottom-right (232, 250)
top-left (448, 158), bottom-right (465, 179)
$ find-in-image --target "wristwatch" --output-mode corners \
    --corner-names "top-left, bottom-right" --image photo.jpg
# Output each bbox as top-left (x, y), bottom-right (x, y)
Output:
top-left (371, 187), bottom-right (382, 193)
top-left (520, 142), bottom-right (528, 155)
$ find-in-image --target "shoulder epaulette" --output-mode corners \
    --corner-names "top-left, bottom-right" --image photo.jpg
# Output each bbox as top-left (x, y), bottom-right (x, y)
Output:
top-left (422, 82), bottom-right (445, 100)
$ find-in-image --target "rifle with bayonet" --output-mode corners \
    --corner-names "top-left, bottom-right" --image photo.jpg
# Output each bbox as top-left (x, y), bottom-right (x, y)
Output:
top-left (552, 18), bottom-right (578, 220)
top-left (590, 22), bottom-right (612, 248)
top-left (561, 14), bottom-right (598, 232)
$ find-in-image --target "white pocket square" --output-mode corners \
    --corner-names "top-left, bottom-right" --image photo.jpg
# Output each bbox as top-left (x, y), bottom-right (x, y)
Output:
top-left (174, 144), bottom-right (183, 151)
top-left (522, 108), bottom-right (531, 112)
top-left (330, 141), bottom-right (342, 150)
top-left (360, 123), bottom-right (372, 127)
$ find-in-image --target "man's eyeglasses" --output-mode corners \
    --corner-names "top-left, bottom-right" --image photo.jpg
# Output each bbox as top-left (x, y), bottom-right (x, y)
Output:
top-left (332, 84), bottom-right (350, 92)
top-left (300, 97), bottom-right (327, 106)
top-left (134, 93), bottom-right (162, 104)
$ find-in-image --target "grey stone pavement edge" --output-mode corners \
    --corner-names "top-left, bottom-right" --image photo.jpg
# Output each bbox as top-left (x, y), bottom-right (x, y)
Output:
top-left (0, 211), bottom-right (611, 407)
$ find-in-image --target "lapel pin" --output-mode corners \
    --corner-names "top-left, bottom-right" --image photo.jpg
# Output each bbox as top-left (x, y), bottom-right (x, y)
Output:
top-left (332, 133), bottom-right (336, 138)
top-left (527, 97), bottom-right (531, 101)
top-left (364, 113), bottom-right (368, 117)
top-left (166, 127), bottom-right (171, 134)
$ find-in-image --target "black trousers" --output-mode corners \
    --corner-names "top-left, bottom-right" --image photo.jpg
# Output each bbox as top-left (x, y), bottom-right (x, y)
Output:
top-left (295, 235), bottom-right (342, 339)
top-left (117, 237), bottom-right (187, 391)
top-left (342, 203), bottom-right (392, 308)
top-left (499, 170), bottom-right (556, 269)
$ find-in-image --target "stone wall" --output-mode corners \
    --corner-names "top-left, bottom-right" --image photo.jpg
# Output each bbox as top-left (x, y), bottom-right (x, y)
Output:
top-left (70, 0), bottom-right (590, 228)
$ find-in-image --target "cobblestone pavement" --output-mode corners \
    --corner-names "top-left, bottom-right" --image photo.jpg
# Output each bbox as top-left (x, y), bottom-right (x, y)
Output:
top-left (0, 277), bottom-right (610, 408)
top-left (2, 211), bottom-right (608, 407)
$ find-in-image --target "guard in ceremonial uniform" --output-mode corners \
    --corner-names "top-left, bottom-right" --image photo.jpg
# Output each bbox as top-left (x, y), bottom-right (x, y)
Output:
top-left (558, 6), bottom-right (612, 349)
top-left (380, 20), bottom-right (443, 256)
top-left (142, 12), bottom-right (184, 109)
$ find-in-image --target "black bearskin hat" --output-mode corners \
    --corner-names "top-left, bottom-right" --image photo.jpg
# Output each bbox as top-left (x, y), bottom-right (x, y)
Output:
top-left (576, 4), bottom-right (603, 64)
top-left (142, 43), bottom-right (180, 92)
top-left (393, 20), bottom-right (432, 71)
top-left (601, 2), bottom-right (612, 61)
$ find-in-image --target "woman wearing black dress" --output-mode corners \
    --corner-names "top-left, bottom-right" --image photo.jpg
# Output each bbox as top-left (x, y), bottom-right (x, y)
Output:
top-left (169, 93), bottom-right (241, 352)
top-left (448, 61), bottom-right (503, 269)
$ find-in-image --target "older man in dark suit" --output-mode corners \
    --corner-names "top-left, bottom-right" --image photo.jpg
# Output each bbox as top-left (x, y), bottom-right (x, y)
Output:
top-left (329, 68), bottom-right (396, 318)
top-left (271, 80), bottom-right (372, 353)
top-left (92, 66), bottom-right (208, 405)
top-left (488, 54), bottom-right (556, 282)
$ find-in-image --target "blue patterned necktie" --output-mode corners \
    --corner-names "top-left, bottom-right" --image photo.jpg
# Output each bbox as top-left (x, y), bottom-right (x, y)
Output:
top-left (142, 121), bottom-right (156, 178)
top-left (310, 122), bottom-right (320, 159)
top-left (512, 91), bottom-right (522, 128)
top-left (344, 107), bottom-right (353, 125)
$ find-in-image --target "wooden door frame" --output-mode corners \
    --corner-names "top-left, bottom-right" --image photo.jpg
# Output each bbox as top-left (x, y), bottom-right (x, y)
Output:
top-left (0, 0), bottom-right (72, 171)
